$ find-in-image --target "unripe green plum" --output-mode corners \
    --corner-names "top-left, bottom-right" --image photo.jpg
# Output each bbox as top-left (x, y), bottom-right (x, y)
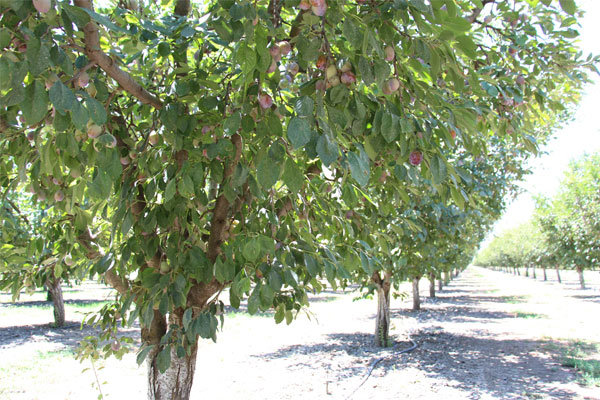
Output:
top-left (326, 65), bottom-right (337, 79)
top-left (64, 254), bottom-right (74, 266)
top-left (77, 71), bottom-right (90, 88)
top-left (384, 46), bottom-right (395, 62)
top-left (279, 41), bottom-right (291, 55)
top-left (148, 132), bottom-right (160, 146)
top-left (54, 190), bottom-right (65, 202)
top-left (87, 124), bottom-right (102, 139)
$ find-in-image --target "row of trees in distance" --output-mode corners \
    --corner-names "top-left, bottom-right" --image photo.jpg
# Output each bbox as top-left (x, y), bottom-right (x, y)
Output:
top-left (476, 151), bottom-right (600, 289)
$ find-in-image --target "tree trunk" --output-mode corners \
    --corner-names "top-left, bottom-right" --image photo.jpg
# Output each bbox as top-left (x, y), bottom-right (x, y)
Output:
top-left (543, 267), bottom-right (547, 281)
top-left (428, 272), bottom-right (435, 298)
top-left (412, 277), bottom-right (421, 311)
top-left (576, 266), bottom-right (585, 289)
top-left (532, 265), bottom-right (536, 279)
top-left (443, 271), bottom-right (450, 285)
top-left (46, 277), bottom-right (65, 327)
top-left (525, 266), bottom-right (529, 277)
top-left (374, 276), bottom-right (391, 347)
top-left (437, 279), bottom-right (442, 292)
top-left (556, 266), bottom-right (561, 283)
top-left (516, 267), bottom-right (520, 276)
top-left (148, 344), bottom-right (198, 400)
top-left (147, 312), bottom-right (198, 400)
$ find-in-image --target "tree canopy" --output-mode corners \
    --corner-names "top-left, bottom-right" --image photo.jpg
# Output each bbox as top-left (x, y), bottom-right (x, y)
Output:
top-left (0, 0), bottom-right (597, 398)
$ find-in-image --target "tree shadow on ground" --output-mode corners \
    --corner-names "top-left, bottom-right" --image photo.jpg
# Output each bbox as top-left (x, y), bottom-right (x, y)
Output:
top-left (254, 330), bottom-right (579, 399)
top-left (0, 321), bottom-right (140, 349)
top-left (570, 294), bottom-right (600, 303)
top-left (0, 299), bottom-right (110, 308)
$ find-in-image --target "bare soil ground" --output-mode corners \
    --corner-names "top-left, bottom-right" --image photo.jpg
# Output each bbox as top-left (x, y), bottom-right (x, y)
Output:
top-left (1, 267), bottom-right (599, 400)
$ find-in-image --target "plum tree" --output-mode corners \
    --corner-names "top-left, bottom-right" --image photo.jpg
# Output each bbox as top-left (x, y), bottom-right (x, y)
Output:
top-left (0, 0), bottom-right (597, 398)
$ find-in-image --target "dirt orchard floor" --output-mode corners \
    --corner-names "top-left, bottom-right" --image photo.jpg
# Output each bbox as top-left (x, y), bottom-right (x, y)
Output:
top-left (0, 267), bottom-right (599, 400)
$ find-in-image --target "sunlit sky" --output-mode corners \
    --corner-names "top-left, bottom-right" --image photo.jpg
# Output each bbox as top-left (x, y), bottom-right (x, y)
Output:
top-left (487, 0), bottom-right (600, 240)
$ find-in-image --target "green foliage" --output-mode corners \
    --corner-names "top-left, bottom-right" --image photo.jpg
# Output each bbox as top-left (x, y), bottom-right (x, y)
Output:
top-left (0, 0), bottom-right (596, 387)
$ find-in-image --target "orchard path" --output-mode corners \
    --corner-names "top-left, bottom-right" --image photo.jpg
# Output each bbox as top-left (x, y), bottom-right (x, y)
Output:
top-left (1, 266), bottom-right (599, 399)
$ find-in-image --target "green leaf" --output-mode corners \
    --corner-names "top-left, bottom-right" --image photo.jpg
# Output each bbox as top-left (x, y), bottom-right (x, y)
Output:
top-left (429, 155), bottom-right (447, 184)
top-left (381, 112), bottom-right (397, 143)
top-left (21, 81), bottom-right (48, 125)
top-left (49, 80), bottom-right (77, 115)
top-left (81, 8), bottom-right (130, 34)
top-left (223, 112), bottom-right (241, 135)
top-left (63, 5), bottom-right (91, 28)
top-left (156, 347), bottom-right (171, 374)
top-left (268, 269), bottom-right (283, 291)
top-left (282, 158), bottom-right (303, 193)
top-left (164, 179), bottom-right (177, 202)
top-left (316, 134), bottom-right (338, 166)
top-left (443, 16), bottom-right (472, 33)
top-left (455, 35), bottom-right (478, 60)
top-left (294, 96), bottom-right (314, 117)
top-left (305, 254), bottom-right (319, 277)
top-left (559, 0), bottom-right (577, 15)
top-left (342, 18), bottom-right (362, 48)
top-left (136, 346), bottom-right (154, 366)
top-left (287, 117), bottom-right (311, 149)
top-left (243, 239), bottom-right (261, 262)
top-left (178, 175), bottom-right (195, 198)
top-left (347, 148), bottom-right (370, 187)
top-left (257, 157), bottom-right (281, 189)
top-left (86, 97), bottom-right (107, 124)
top-left (247, 286), bottom-right (260, 315)
top-left (358, 57), bottom-right (374, 86)
top-left (25, 37), bottom-right (50, 76)
top-left (238, 45), bottom-right (257, 75)
top-left (72, 100), bottom-right (90, 131)
top-left (274, 305), bottom-right (285, 324)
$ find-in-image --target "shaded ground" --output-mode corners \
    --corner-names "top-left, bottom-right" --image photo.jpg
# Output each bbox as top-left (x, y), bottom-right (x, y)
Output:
top-left (0, 267), bottom-right (599, 399)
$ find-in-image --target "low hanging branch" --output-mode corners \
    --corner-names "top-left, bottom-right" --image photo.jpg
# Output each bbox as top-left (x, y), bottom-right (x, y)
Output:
top-left (73, 0), bottom-right (163, 110)
top-left (77, 228), bottom-right (130, 295)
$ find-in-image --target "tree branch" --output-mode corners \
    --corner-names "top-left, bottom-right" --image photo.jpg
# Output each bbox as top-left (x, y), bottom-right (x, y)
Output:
top-left (6, 198), bottom-right (30, 227)
top-left (466, 0), bottom-right (496, 23)
top-left (77, 228), bottom-right (130, 295)
top-left (206, 133), bottom-right (242, 263)
top-left (73, 0), bottom-right (163, 110)
top-left (186, 134), bottom-right (242, 310)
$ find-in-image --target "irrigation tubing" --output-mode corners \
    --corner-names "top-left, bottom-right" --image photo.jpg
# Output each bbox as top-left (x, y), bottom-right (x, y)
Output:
top-left (344, 337), bottom-right (418, 399)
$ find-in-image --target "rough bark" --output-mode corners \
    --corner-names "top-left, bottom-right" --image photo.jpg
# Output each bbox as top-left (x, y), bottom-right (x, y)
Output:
top-left (46, 277), bottom-right (65, 327)
top-left (147, 314), bottom-right (198, 400)
top-left (143, 310), bottom-right (194, 400)
top-left (372, 271), bottom-right (392, 347)
top-left (428, 272), bottom-right (436, 298)
top-left (576, 266), bottom-right (585, 289)
top-left (556, 266), bottom-right (562, 283)
top-left (412, 277), bottom-right (421, 311)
